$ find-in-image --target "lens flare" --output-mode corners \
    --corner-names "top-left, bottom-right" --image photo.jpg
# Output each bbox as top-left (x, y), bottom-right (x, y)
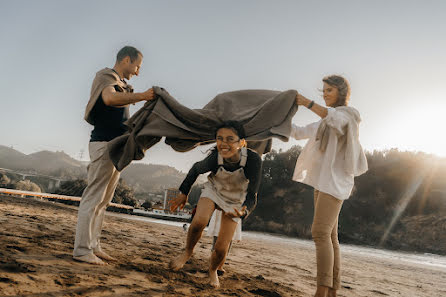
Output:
top-left (379, 170), bottom-right (425, 246)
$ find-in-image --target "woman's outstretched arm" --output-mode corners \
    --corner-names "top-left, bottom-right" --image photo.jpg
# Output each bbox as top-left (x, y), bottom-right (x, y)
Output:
top-left (296, 93), bottom-right (328, 119)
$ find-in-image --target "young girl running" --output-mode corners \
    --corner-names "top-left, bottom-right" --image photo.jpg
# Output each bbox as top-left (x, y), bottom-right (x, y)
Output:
top-left (169, 121), bottom-right (262, 288)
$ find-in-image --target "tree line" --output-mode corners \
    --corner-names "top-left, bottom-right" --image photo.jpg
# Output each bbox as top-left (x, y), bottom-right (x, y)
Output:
top-left (244, 146), bottom-right (446, 254)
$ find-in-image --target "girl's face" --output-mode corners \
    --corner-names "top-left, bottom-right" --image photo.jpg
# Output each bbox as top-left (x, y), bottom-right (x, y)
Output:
top-left (323, 82), bottom-right (339, 107)
top-left (216, 128), bottom-right (242, 161)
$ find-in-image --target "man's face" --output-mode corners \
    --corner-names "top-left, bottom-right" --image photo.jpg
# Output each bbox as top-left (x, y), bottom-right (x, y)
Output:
top-left (123, 54), bottom-right (143, 80)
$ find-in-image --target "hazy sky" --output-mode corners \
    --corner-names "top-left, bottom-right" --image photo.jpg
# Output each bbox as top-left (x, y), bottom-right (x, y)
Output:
top-left (1, 0), bottom-right (445, 172)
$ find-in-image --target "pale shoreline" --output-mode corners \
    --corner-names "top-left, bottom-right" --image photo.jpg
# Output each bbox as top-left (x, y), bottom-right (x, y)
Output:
top-left (111, 211), bottom-right (446, 271)
top-left (1, 195), bottom-right (445, 297)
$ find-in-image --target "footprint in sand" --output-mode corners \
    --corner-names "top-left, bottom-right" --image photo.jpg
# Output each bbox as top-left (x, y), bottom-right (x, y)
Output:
top-left (0, 260), bottom-right (36, 273)
top-left (249, 288), bottom-right (282, 297)
top-left (6, 245), bottom-right (27, 252)
top-left (370, 289), bottom-right (389, 295)
top-left (0, 277), bottom-right (17, 284)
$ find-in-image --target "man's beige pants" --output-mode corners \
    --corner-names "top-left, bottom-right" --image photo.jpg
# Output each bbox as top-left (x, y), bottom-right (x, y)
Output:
top-left (73, 142), bottom-right (120, 257)
top-left (312, 190), bottom-right (343, 289)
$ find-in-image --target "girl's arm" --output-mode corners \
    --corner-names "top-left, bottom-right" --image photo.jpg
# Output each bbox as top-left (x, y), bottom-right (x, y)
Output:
top-left (178, 149), bottom-right (218, 195)
top-left (241, 151), bottom-right (263, 219)
top-left (171, 150), bottom-right (218, 212)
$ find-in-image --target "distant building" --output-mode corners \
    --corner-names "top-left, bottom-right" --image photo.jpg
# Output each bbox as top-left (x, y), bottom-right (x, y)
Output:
top-left (152, 201), bottom-right (164, 209)
top-left (145, 192), bottom-right (164, 203)
top-left (163, 188), bottom-right (181, 212)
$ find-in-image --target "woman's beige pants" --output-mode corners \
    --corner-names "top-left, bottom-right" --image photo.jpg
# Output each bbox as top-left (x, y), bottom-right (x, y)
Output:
top-left (312, 190), bottom-right (343, 289)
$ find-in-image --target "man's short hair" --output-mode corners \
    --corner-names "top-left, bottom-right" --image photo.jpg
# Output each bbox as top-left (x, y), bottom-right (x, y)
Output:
top-left (116, 46), bottom-right (142, 63)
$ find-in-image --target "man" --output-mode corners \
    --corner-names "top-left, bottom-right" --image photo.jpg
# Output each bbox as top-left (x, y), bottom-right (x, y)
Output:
top-left (73, 46), bottom-right (154, 265)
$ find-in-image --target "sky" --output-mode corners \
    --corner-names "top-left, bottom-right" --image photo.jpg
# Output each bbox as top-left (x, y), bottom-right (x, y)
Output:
top-left (1, 0), bottom-right (445, 172)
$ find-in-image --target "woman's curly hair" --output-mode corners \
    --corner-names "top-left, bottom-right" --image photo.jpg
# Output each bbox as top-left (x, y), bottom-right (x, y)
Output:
top-left (323, 75), bottom-right (351, 107)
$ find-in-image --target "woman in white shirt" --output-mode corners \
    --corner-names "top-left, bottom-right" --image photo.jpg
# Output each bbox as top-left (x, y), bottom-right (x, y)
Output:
top-left (291, 75), bottom-right (368, 297)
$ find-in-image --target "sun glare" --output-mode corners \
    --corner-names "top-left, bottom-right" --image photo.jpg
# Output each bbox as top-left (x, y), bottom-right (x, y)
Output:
top-left (392, 102), bottom-right (446, 157)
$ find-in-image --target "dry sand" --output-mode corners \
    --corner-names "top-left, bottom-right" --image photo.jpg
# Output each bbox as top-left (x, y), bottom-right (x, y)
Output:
top-left (1, 195), bottom-right (445, 297)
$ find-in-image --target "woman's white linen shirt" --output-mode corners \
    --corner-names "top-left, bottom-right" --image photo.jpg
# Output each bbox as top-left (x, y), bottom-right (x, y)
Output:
top-left (291, 107), bottom-right (367, 200)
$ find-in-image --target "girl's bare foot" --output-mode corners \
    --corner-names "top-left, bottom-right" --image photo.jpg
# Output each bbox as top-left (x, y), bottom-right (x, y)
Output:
top-left (169, 252), bottom-right (191, 271)
top-left (209, 269), bottom-right (220, 288)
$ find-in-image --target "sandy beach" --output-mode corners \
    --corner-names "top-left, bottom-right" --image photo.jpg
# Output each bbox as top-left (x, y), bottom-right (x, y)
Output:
top-left (1, 195), bottom-right (445, 297)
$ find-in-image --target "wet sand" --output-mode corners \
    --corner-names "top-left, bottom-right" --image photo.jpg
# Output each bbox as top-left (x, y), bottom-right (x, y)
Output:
top-left (1, 195), bottom-right (445, 297)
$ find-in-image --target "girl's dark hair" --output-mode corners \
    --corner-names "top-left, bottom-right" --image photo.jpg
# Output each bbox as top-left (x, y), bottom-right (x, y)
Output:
top-left (322, 75), bottom-right (351, 107)
top-left (214, 121), bottom-right (246, 139)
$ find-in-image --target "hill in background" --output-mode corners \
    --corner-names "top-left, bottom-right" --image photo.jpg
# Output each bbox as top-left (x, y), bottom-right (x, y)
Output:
top-left (121, 163), bottom-right (185, 193)
top-left (0, 145), bottom-right (185, 193)
top-left (0, 145), bottom-right (85, 177)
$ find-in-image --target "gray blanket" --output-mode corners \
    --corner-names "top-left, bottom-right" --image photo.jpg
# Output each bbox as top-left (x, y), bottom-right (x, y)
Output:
top-left (108, 87), bottom-right (298, 171)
